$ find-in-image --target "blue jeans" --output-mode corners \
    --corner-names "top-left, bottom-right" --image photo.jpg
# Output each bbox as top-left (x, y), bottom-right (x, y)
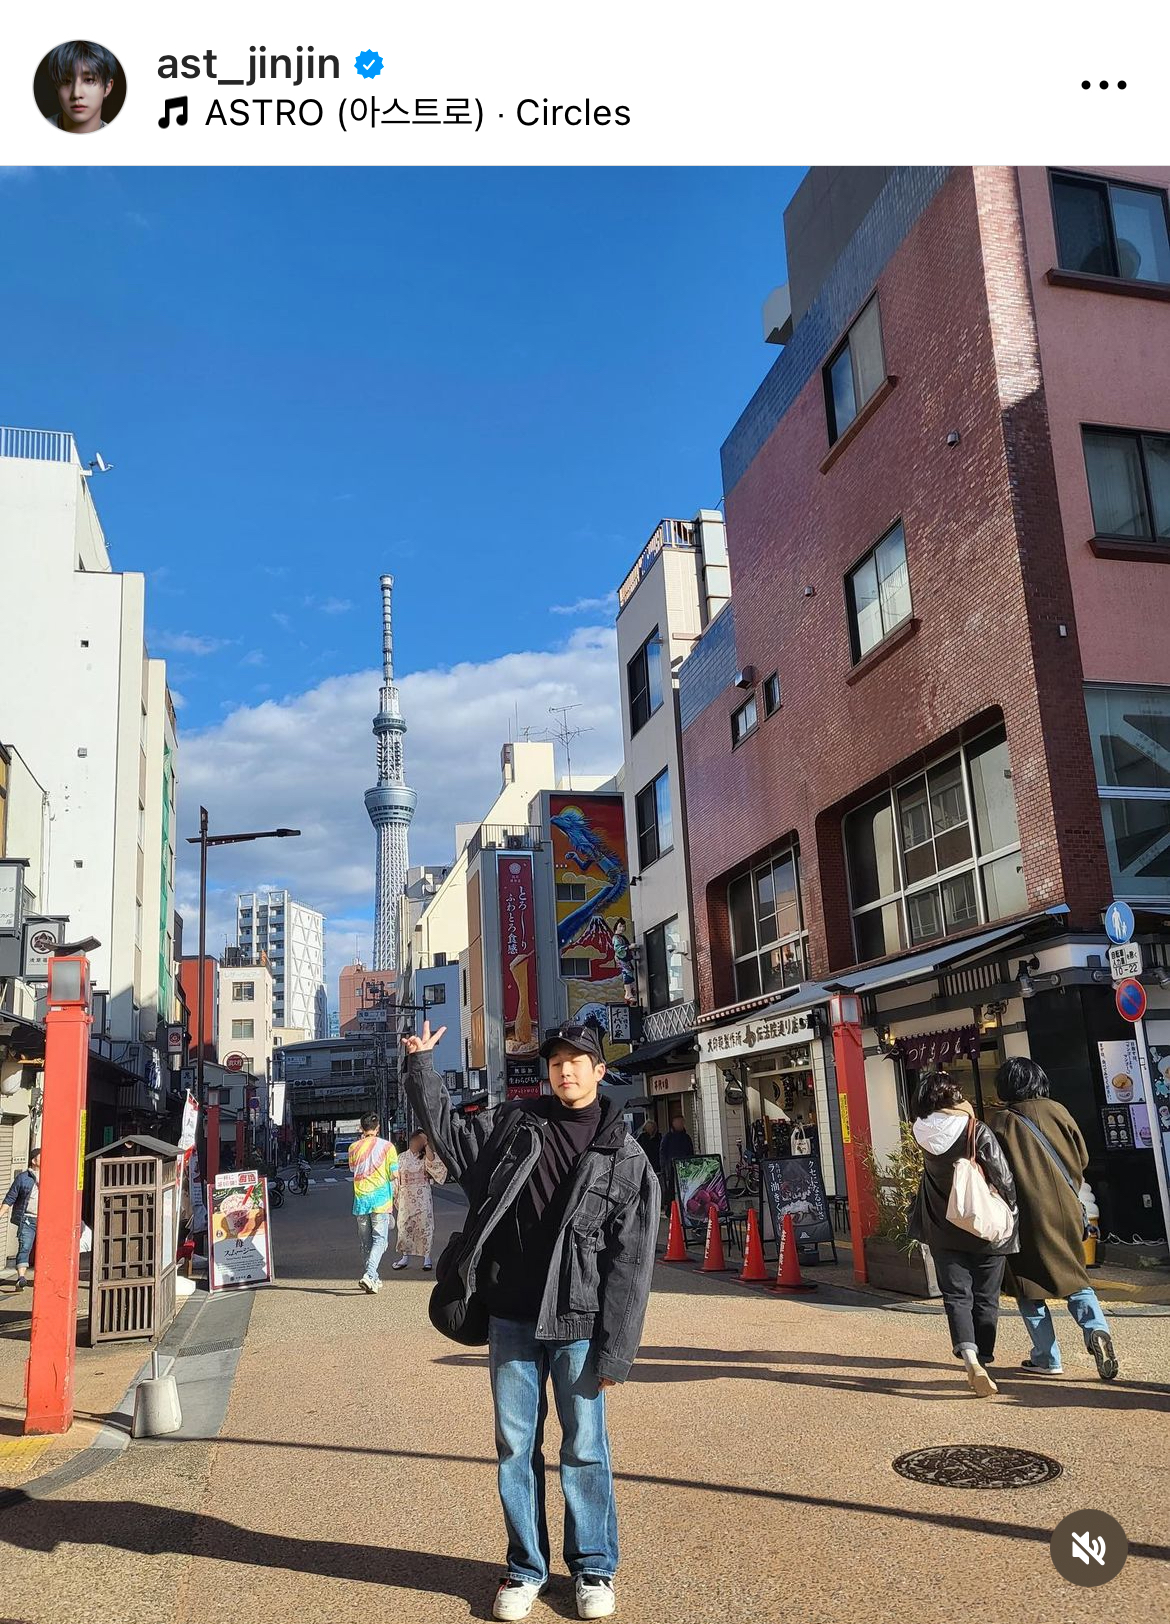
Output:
top-left (1017, 1290), bottom-right (1111, 1370)
top-left (488, 1316), bottom-right (619, 1586)
top-left (355, 1213), bottom-right (391, 1283)
top-left (15, 1216), bottom-right (36, 1271)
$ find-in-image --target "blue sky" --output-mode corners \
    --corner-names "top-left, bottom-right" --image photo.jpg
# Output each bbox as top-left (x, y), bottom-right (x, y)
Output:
top-left (1, 164), bottom-right (802, 979)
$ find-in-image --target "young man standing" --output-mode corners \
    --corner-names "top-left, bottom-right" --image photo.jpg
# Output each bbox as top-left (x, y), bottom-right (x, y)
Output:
top-left (348, 1112), bottom-right (398, 1294)
top-left (403, 1019), bottom-right (660, 1622)
top-left (2, 1147), bottom-right (40, 1291)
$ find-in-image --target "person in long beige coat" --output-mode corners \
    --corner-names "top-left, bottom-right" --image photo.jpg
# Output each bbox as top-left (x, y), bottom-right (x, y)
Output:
top-left (990, 1058), bottom-right (1118, 1380)
top-left (391, 1129), bottom-right (447, 1270)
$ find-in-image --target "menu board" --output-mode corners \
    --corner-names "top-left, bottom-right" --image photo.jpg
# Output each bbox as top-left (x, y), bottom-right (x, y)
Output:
top-left (761, 1155), bottom-right (832, 1247)
top-left (1098, 1040), bottom-right (1145, 1106)
top-left (209, 1171), bottom-right (274, 1292)
top-left (1101, 1107), bottom-right (1135, 1151)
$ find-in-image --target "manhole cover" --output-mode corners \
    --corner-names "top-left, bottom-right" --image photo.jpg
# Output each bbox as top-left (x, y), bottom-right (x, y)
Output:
top-left (893, 1444), bottom-right (1062, 1489)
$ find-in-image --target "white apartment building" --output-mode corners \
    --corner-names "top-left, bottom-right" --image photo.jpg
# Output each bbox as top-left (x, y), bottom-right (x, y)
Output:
top-left (615, 512), bottom-right (729, 1135)
top-left (217, 954), bottom-right (276, 1083)
top-left (236, 889), bottom-right (327, 1038)
top-left (0, 428), bottom-right (179, 1083)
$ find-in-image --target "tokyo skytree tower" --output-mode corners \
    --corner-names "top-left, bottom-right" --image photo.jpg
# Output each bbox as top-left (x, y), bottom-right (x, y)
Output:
top-left (364, 574), bottom-right (417, 972)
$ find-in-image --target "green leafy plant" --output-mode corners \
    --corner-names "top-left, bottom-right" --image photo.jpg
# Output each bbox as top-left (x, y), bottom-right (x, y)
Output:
top-left (862, 1122), bottom-right (925, 1253)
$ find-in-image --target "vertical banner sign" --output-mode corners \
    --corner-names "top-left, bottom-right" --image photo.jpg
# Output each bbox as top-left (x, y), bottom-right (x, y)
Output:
top-left (498, 852), bottom-right (540, 1087)
top-left (549, 794), bottom-right (632, 1063)
top-left (209, 1170), bottom-right (274, 1292)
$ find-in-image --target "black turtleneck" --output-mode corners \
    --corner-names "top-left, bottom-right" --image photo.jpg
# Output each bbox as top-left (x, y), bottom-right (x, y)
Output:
top-left (482, 1094), bottom-right (603, 1322)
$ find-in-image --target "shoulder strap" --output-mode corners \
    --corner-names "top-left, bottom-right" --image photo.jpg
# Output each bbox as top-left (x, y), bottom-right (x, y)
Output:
top-left (1009, 1109), bottom-right (1079, 1196)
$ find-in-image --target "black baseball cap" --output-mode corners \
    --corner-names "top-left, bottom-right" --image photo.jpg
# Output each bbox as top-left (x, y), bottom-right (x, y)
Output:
top-left (539, 1022), bottom-right (605, 1064)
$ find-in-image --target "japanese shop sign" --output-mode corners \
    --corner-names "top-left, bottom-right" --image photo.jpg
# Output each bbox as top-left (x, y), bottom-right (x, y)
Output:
top-left (699, 1009), bottom-right (814, 1061)
top-left (498, 852), bottom-right (540, 1065)
top-left (209, 1171), bottom-right (274, 1292)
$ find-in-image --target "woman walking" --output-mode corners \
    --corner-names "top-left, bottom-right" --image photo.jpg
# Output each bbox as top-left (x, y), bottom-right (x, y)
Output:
top-left (990, 1058), bottom-right (1119, 1380)
top-left (392, 1129), bottom-right (447, 1270)
top-left (907, 1072), bottom-right (1018, 1397)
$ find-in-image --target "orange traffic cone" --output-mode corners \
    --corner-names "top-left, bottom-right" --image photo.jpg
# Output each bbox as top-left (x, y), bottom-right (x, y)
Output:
top-left (739, 1207), bottom-right (768, 1282)
top-left (772, 1212), bottom-right (817, 1292)
top-left (662, 1199), bottom-right (689, 1262)
top-left (702, 1203), bottom-right (728, 1271)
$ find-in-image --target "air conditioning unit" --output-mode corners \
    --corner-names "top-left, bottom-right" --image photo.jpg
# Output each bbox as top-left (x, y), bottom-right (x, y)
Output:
top-left (734, 666), bottom-right (756, 690)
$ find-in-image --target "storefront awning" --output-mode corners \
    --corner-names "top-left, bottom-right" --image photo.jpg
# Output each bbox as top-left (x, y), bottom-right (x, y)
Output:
top-left (618, 1031), bottom-right (698, 1074)
top-left (770, 909), bottom-right (1069, 1015)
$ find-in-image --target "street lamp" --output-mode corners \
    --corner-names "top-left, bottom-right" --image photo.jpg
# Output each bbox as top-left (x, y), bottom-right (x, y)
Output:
top-left (186, 807), bottom-right (300, 1182)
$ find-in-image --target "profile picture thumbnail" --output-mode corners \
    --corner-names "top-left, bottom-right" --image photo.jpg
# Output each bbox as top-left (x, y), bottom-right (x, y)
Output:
top-left (34, 40), bottom-right (126, 135)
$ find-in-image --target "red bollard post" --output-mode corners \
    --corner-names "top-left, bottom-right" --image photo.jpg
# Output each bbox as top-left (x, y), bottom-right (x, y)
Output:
top-left (25, 955), bottom-right (92, 1435)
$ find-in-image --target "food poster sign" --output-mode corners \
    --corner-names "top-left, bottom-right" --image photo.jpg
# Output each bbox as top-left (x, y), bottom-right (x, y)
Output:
top-left (549, 794), bottom-right (631, 1062)
top-left (210, 1170), bottom-right (274, 1292)
top-left (498, 852), bottom-right (540, 1080)
top-left (1098, 1040), bottom-right (1145, 1106)
top-left (673, 1154), bottom-right (730, 1233)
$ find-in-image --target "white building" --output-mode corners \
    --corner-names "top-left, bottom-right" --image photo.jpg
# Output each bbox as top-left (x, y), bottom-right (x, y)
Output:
top-left (236, 889), bottom-right (327, 1038)
top-left (217, 952), bottom-right (276, 1084)
top-left (614, 512), bottom-right (729, 1137)
top-left (0, 428), bottom-right (179, 1100)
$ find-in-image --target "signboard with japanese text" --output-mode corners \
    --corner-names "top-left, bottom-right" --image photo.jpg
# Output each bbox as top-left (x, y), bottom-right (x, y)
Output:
top-left (498, 852), bottom-right (540, 1083)
top-left (650, 1070), bottom-right (692, 1097)
top-left (550, 794), bottom-right (632, 1063)
top-left (894, 1026), bottom-right (980, 1070)
top-left (673, 1154), bottom-right (730, 1234)
top-left (209, 1170), bottom-right (274, 1292)
top-left (1107, 943), bottom-right (1142, 983)
top-left (762, 1154), bottom-right (833, 1248)
top-left (1098, 1039), bottom-right (1145, 1105)
top-left (699, 1008), bottom-right (814, 1062)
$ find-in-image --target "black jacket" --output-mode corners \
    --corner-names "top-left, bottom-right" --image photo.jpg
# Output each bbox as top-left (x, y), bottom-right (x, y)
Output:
top-left (907, 1113), bottom-right (1019, 1257)
top-left (404, 1053), bottom-right (660, 1383)
top-left (659, 1128), bottom-right (694, 1177)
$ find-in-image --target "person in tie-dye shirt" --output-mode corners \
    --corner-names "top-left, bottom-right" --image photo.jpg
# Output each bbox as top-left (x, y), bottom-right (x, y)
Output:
top-left (349, 1112), bottom-right (398, 1293)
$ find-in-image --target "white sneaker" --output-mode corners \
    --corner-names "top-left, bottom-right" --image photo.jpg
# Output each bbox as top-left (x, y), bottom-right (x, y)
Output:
top-left (392, 1256), bottom-right (410, 1269)
top-left (423, 1255), bottom-right (433, 1270)
top-left (576, 1576), bottom-right (616, 1619)
top-left (358, 1277), bottom-right (374, 1293)
top-left (492, 1578), bottom-right (548, 1620)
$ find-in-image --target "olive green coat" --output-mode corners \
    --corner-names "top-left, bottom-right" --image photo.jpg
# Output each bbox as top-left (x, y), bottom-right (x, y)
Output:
top-left (988, 1098), bottom-right (1090, 1301)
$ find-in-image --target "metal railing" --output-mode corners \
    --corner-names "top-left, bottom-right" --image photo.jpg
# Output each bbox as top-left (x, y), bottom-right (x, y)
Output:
top-left (641, 999), bottom-right (697, 1044)
top-left (0, 426), bottom-right (80, 465)
top-left (617, 518), bottom-right (697, 613)
top-left (466, 823), bottom-right (544, 862)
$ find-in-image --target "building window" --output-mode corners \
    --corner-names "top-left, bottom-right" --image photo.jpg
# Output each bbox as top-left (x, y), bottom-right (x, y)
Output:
top-left (423, 983), bottom-right (446, 1006)
top-left (1052, 171), bottom-right (1170, 285)
top-left (556, 882), bottom-right (587, 903)
top-left (627, 627), bottom-right (664, 735)
top-left (635, 768), bottom-right (674, 869)
top-left (233, 981), bottom-right (255, 1002)
top-left (844, 724), bottom-right (1024, 959)
top-left (763, 673), bottom-right (782, 717)
top-left (731, 695), bottom-right (758, 747)
top-left (846, 521), bottom-right (911, 661)
top-left (1083, 427), bottom-right (1170, 544)
top-left (231, 1019), bottom-right (254, 1040)
top-left (727, 846), bottom-right (806, 1000)
top-left (824, 296), bottom-right (886, 444)
top-left (560, 956), bottom-right (591, 979)
top-left (645, 916), bottom-right (685, 1011)
top-left (1086, 685), bottom-right (1170, 903)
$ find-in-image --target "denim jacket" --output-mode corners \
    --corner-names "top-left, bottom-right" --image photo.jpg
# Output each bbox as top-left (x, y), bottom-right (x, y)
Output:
top-left (2, 1170), bottom-right (37, 1229)
top-left (405, 1053), bottom-right (660, 1383)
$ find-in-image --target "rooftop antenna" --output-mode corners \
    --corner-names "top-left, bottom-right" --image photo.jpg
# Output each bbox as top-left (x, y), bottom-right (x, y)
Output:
top-left (548, 703), bottom-right (591, 791)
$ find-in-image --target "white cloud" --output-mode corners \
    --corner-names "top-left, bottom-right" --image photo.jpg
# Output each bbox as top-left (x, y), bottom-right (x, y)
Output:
top-left (170, 690), bottom-right (187, 710)
top-left (240, 649), bottom-right (265, 667)
top-left (152, 630), bottom-right (230, 656)
top-left (304, 595), bottom-right (353, 615)
top-left (174, 625), bottom-right (622, 1006)
top-left (271, 612), bottom-right (291, 630)
top-left (551, 592), bottom-right (618, 617)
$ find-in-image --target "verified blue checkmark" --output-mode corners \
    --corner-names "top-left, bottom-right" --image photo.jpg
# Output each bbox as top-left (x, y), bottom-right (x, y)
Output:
top-left (355, 50), bottom-right (384, 79)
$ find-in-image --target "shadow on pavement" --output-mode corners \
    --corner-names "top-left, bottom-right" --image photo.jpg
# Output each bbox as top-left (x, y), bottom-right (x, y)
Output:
top-left (9, 1456), bottom-right (1166, 1569)
top-left (0, 1492), bottom-right (502, 1608)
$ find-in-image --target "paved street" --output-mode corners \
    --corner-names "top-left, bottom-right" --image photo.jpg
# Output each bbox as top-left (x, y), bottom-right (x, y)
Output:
top-left (0, 1172), bottom-right (1167, 1624)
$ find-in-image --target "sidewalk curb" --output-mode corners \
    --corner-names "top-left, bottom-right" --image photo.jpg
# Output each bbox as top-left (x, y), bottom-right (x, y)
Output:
top-left (0, 1282), bottom-right (255, 1510)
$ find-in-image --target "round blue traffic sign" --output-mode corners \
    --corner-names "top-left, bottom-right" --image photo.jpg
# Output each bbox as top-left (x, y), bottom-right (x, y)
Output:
top-left (1105, 901), bottom-right (1135, 944)
top-left (1115, 978), bottom-right (1146, 1022)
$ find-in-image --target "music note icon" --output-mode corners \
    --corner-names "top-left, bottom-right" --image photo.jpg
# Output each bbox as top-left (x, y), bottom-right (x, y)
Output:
top-left (158, 96), bottom-right (189, 130)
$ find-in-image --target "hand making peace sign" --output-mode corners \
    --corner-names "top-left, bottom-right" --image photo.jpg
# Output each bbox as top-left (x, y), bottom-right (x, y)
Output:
top-left (402, 1020), bottom-right (448, 1055)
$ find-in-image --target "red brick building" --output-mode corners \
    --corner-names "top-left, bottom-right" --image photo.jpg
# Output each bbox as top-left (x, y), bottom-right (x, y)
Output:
top-left (680, 167), bottom-right (1170, 1252)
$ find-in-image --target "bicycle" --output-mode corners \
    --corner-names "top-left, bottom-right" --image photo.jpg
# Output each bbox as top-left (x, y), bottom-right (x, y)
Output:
top-left (725, 1141), bottom-right (761, 1199)
top-left (268, 1177), bottom-right (284, 1209)
top-left (287, 1159), bottom-right (310, 1195)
